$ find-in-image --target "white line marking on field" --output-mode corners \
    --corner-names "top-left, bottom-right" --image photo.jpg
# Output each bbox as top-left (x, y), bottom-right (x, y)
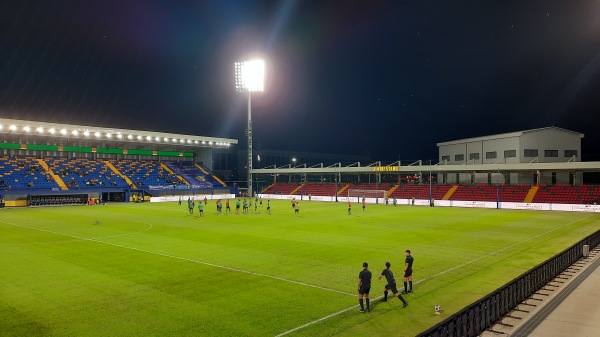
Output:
top-left (0, 220), bottom-right (355, 297)
top-left (274, 214), bottom-right (595, 337)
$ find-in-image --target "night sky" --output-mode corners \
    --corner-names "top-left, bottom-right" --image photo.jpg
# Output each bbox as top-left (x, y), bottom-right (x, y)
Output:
top-left (1, 1), bottom-right (600, 161)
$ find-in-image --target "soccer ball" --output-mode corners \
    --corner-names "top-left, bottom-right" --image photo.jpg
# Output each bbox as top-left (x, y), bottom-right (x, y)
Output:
top-left (434, 305), bottom-right (442, 315)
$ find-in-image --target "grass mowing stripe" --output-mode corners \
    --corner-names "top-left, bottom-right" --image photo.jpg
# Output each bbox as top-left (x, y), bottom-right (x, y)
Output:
top-left (273, 213), bottom-right (594, 337)
top-left (0, 220), bottom-right (355, 298)
top-left (0, 221), bottom-right (154, 246)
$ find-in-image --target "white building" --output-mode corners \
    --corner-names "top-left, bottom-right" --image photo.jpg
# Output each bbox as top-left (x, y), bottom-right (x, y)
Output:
top-left (437, 127), bottom-right (584, 185)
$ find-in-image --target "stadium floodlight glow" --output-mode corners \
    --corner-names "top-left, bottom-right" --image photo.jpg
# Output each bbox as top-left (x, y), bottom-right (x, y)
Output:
top-left (49, 128), bottom-right (55, 134)
top-left (127, 134), bottom-right (132, 140)
top-left (179, 139), bottom-right (185, 143)
top-left (0, 125), bottom-right (3, 130)
top-left (202, 141), bottom-right (206, 145)
top-left (208, 141), bottom-right (213, 145)
top-left (23, 126), bottom-right (31, 132)
top-left (186, 139), bottom-right (192, 144)
top-left (194, 140), bottom-right (199, 144)
top-left (164, 137), bottom-right (169, 142)
top-left (235, 58), bottom-right (265, 197)
top-left (60, 129), bottom-right (67, 135)
top-left (146, 136), bottom-right (151, 141)
top-left (106, 133), bottom-right (112, 138)
top-left (9, 125), bottom-right (17, 131)
top-left (83, 130), bottom-right (90, 137)
top-left (234, 59), bottom-right (265, 93)
top-left (94, 132), bottom-right (101, 138)
top-left (36, 127), bottom-right (44, 133)
top-left (116, 133), bottom-right (122, 139)
top-left (155, 137), bottom-right (160, 141)
top-left (137, 135), bottom-right (142, 140)
top-left (72, 130), bottom-right (78, 136)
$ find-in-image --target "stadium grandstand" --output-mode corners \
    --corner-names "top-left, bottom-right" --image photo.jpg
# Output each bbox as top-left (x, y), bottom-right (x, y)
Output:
top-left (0, 118), bottom-right (237, 207)
top-left (257, 127), bottom-right (600, 207)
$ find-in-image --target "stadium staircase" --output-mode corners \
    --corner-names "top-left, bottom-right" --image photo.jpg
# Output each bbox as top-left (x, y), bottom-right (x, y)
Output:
top-left (443, 185), bottom-right (459, 200)
top-left (262, 183), bottom-right (274, 193)
top-left (0, 156), bottom-right (61, 190)
top-left (36, 158), bottom-right (68, 190)
top-left (386, 184), bottom-right (399, 197)
top-left (104, 160), bottom-right (136, 188)
top-left (524, 185), bottom-right (539, 203)
top-left (46, 158), bottom-right (129, 189)
top-left (160, 162), bottom-right (189, 185)
top-left (289, 183), bottom-right (304, 195)
top-left (195, 163), bottom-right (227, 187)
top-left (337, 184), bottom-right (350, 196)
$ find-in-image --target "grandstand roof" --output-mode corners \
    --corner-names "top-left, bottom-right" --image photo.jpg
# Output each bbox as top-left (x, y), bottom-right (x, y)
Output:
top-left (0, 117), bottom-right (237, 148)
top-left (437, 126), bottom-right (584, 146)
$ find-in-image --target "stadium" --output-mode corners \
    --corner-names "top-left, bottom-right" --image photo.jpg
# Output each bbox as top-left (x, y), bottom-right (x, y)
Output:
top-left (2, 2), bottom-right (600, 337)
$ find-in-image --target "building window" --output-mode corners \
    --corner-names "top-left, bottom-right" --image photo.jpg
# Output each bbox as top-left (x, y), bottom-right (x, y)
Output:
top-left (469, 153), bottom-right (480, 160)
top-left (485, 151), bottom-right (497, 159)
top-left (455, 154), bottom-right (464, 161)
top-left (565, 150), bottom-right (577, 158)
top-left (545, 150), bottom-right (558, 157)
top-left (441, 155), bottom-right (450, 162)
top-left (504, 150), bottom-right (516, 158)
top-left (524, 149), bottom-right (538, 157)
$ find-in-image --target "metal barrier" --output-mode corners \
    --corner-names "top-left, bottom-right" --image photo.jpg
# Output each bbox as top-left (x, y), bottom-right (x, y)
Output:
top-left (418, 229), bottom-right (600, 337)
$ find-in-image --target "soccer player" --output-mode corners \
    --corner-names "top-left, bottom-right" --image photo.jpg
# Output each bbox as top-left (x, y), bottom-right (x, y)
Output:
top-left (254, 199), bottom-right (258, 213)
top-left (393, 197), bottom-right (397, 207)
top-left (357, 262), bottom-right (372, 313)
top-left (362, 199), bottom-right (366, 212)
top-left (235, 199), bottom-right (241, 214)
top-left (294, 201), bottom-right (299, 215)
top-left (226, 199), bottom-right (231, 214)
top-left (204, 197), bottom-right (208, 206)
top-left (378, 262), bottom-right (408, 307)
top-left (385, 196), bottom-right (389, 206)
top-left (178, 196), bottom-right (182, 206)
top-left (243, 199), bottom-right (248, 213)
top-left (348, 201), bottom-right (352, 215)
top-left (267, 199), bottom-right (271, 214)
top-left (259, 197), bottom-right (263, 207)
top-left (402, 250), bottom-right (414, 294)
top-left (198, 201), bottom-right (204, 217)
top-left (188, 198), bottom-right (195, 215)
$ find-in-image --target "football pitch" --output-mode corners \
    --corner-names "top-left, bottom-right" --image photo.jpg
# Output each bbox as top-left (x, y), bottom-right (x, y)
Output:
top-left (1, 200), bottom-right (599, 337)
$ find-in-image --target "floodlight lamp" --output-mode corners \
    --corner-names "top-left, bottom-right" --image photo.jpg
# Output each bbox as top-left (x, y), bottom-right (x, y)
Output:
top-left (116, 133), bottom-right (122, 139)
top-left (23, 126), bottom-right (31, 132)
top-left (60, 129), bottom-right (67, 135)
top-left (36, 127), bottom-right (44, 133)
top-left (49, 128), bottom-right (55, 134)
top-left (194, 140), bottom-right (199, 144)
top-left (187, 139), bottom-right (192, 144)
top-left (234, 59), bottom-right (265, 92)
top-left (208, 141), bottom-right (213, 145)
top-left (72, 130), bottom-right (78, 136)
top-left (94, 132), bottom-right (101, 138)
top-left (146, 136), bottom-right (151, 141)
top-left (83, 130), bottom-right (90, 137)
top-left (127, 134), bottom-right (133, 140)
top-left (155, 137), bottom-right (160, 141)
top-left (9, 125), bottom-right (17, 131)
top-left (0, 125), bottom-right (3, 130)
top-left (106, 133), bottom-right (112, 138)
top-left (164, 137), bottom-right (169, 142)
top-left (137, 135), bottom-right (142, 140)
top-left (179, 139), bottom-right (184, 143)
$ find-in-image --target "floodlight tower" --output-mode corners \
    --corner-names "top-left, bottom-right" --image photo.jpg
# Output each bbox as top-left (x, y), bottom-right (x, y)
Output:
top-left (235, 59), bottom-right (265, 197)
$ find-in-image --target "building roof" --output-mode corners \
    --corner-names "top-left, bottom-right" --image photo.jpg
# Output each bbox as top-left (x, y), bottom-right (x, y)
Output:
top-left (0, 117), bottom-right (237, 148)
top-left (436, 126), bottom-right (584, 146)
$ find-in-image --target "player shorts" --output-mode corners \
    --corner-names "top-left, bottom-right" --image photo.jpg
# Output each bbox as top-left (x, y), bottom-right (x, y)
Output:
top-left (236, 206), bottom-right (240, 209)
top-left (385, 283), bottom-right (399, 294)
top-left (404, 268), bottom-right (413, 278)
top-left (358, 284), bottom-right (371, 295)
top-left (348, 208), bottom-right (351, 212)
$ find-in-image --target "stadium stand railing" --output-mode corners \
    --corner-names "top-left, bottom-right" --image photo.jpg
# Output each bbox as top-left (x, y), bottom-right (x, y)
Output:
top-left (418, 229), bottom-right (600, 337)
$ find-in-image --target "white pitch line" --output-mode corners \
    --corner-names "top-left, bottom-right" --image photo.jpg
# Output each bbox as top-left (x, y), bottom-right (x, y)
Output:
top-left (0, 220), bottom-right (355, 297)
top-left (274, 214), bottom-right (595, 337)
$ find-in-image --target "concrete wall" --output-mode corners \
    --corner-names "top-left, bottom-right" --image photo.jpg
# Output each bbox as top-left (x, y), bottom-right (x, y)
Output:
top-left (519, 129), bottom-right (581, 163)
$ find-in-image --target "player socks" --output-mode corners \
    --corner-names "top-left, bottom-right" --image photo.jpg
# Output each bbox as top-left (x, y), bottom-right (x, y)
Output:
top-left (404, 282), bottom-right (408, 292)
top-left (359, 299), bottom-right (364, 311)
top-left (383, 290), bottom-right (388, 300)
top-left (366, 298), bottom-right (370, 311)
top-left (398, 294), bottom-right (407, 305)
top-left (409, 281), bottom-right (413, 291)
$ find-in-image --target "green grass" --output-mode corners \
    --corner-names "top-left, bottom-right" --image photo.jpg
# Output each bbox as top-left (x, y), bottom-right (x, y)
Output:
top-left (0, 201), bottom-right (598, 337)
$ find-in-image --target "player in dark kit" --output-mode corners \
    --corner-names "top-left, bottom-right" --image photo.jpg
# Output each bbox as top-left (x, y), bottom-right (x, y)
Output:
top-left (226, 199), bottom-right (231, 214)
top-left (402, 250), bottom-right (414, 294)
top-left (357, 262), bottom-right (372, 313)
top-left (378, 262), bottom-right (408, 307)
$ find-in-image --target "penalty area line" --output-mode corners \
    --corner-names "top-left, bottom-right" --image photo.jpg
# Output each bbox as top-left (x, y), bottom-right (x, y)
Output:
top-left (0, 220), bottom-right (354, 298)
